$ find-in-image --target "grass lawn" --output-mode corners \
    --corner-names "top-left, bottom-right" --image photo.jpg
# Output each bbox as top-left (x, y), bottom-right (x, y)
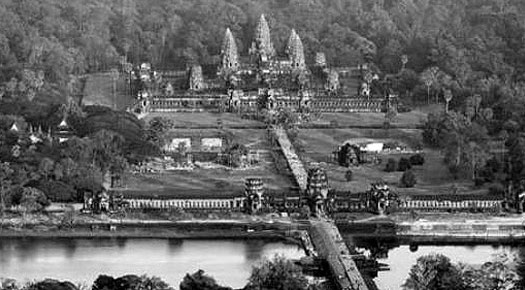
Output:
top-left (144, 112), bottom-right (264, 128)
top-left (313, 104), bottom-right (443, 127)
top-left (118, 128), bottom-right (296, 198)
top-left (120, 163), bottom-right (295, 198)
top-left (296, 127), bottom-right (482, 196)
top-left (297, 128), bottom-right (423, 155)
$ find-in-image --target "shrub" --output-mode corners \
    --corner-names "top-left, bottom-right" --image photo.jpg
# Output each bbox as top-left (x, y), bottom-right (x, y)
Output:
top-left (398, 157), bottom-right (412, 171)
top-left (345, 170), bottom-right (353, 181)
top-left (385, 158), bottom-right (397, 172)
top-left (400, 170), bottom-right (417, 188)
top-left (409, 154), bottom-right (425, 166)
top-left (488, 183), bottom-right (505, 196)
top-left (36, 180), bottom-right (76, 202)
top-left (383, 142), bottom-right (400, 150)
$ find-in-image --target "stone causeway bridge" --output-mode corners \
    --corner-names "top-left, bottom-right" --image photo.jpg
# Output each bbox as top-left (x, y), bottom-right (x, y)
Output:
top-left (272, 126), bottom-right (374, 289)
top-left (272, 126), bottom-right (308, 191)
top-left (309, 219), bottom-right (372, 290)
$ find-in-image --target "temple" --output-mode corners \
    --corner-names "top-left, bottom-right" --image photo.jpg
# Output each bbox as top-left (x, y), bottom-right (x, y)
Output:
top-left (129, 15), bottom-right (392, 116)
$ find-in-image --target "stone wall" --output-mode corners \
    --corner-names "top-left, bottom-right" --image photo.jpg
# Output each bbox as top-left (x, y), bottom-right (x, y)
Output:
top-left (145, 93), bottom-right (385, 114)
top-left (125, 197), bottom-right (245, 211)
top-left (397, 199), bottom-right (502, 212)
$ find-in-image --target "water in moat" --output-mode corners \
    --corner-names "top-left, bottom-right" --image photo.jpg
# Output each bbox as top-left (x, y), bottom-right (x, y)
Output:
top-left (1, 237), bottom-right (523, 290)
top-left (0, 238), bottom-right (305, 289)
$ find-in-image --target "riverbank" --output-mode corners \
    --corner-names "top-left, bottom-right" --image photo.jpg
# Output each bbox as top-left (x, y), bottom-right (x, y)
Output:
top-left (336, 213), bottom-right (525, 245)
top-left (0, 218), bottom-right (308, 245)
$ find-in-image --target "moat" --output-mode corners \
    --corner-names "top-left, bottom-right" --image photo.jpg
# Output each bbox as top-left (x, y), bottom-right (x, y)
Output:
top-left (0, 238), bottom-right (304, 289)
top-left (0, 237), bottom-right (522, 290)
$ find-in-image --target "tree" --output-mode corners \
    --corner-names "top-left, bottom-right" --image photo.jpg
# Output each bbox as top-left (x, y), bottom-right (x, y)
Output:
top-left (246, 255), bottom-right (308, 290)
top-left (409, 154), bottom-right (425, 166)
top-left (177, 141), bottom-right (188, 157)
top-left (345, 170), bottom-right (353, 181)
top-left (146, 117), bottom-right (174, 148)
top-left (506, 134), bottom-right (525, 210)
top-left (91, 129), bottom-right (125, 175)
top-left (421, 67), bottom-right (439, 104)
top-left (274, 108), bottom-right (300, 130)
top-left (444, 89), bottom-right (453, 113)
top-left (18, 187), bottom-right (49, 213)
top-left (38, 158), bottom-right (55, 181)
top-left (223, 143), bottom-right (248, 168)
top-left (398, 157), bottom-right (412, 172)
top-left (0, 162), bottom-right (14, 218)
top-left (403, 254), bottom-right (465, 290)
top-left (180, 270), bottom-right (231, 290)
top-left (385, 158), bottom-right (397, 172)
top-left (93, 274), bottom-right (173, 290)
top-left (401, 54), bottom-right (408, 71)
top-left (400, 170), bottom-right (417, 188)
top-left (27, 279), bottom-right (79, 290)
top-left (459, 254), bottom-right (520, 290)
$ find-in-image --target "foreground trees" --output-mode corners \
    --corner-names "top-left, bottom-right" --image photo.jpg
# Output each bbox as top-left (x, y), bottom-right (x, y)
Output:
top-left (245, 255), bottom-right (309, 290)
top-left (403, 254), bottom-right (465, 290)
top-left (179, 270), bottom-right (231, 290)
top-left (403, 253), bottom-right (521, 290)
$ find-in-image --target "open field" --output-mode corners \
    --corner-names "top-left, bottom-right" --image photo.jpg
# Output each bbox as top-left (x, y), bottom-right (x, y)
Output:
top-left (296, 127), bottom-right (481, 196)
top-left (312, 105), bottom-right (443, 128)
top-left (144, 112), bottom-right (265, 128)
top-left (119, 128), bottom-right (296, 198)
top-left (313, 111), bottom-right (427, 128)
top-left (120, 163), bottom-right (295, 198)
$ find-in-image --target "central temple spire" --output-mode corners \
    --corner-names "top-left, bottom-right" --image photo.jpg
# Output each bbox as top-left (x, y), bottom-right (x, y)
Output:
top-left (219, 28), bottom-right (239, 76)
top-left (250, 14), bottom-right (275, 61)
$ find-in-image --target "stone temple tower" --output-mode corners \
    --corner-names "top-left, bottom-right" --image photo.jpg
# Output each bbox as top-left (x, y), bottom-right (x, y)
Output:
top-left (306, 167), bottom-right (330, 216)
top-left (286, 29), bottom-right (306, 71)
top-left (244, 178), bottom-right (265, 214)
top-left (188, 65), bottom-right (204, 91)
top-left (250, 14), bottom-right (275, 62)
top-left (326, 70), bottom-right (340, 92)
top-left (219, 28), bottom-right (239, 77)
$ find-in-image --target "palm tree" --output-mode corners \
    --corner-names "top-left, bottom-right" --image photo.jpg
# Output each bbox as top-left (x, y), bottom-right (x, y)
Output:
top-left (444, 89), bottom-right (453, 113)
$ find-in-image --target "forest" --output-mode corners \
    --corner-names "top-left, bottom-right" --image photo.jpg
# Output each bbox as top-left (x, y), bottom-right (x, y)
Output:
top-left (2, 0), bottom-right (525, 100)
top-left (2, 0), bottom-right (525, 205)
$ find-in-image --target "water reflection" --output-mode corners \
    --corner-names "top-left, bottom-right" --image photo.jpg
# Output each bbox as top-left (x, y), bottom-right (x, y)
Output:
top-left (0, 238), bottom-right (304, 289)
top-left (244, 239), bottom-right (268, 261)
top-left (341, 234), bottom-right (524, 290)
top-left (373, 245), bottom-right (519, 290)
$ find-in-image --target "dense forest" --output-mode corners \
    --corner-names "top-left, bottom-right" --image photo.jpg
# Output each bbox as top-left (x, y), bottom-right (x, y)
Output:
top-left (2, 0), bottom-right (525, 101)
top-left (2, 0), bottom-right (525, 205)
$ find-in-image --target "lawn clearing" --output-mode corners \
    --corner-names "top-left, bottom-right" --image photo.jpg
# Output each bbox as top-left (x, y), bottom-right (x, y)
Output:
top-left (120, 162), bottom-right (295, 198)
top-left (144, 112), bottom-right (264, 128)
top-left (312, 105), bottom-right (444, 128)
top-left (118, 128), bottom-right (296, 198)
top-left (296, 128), bottom-right (482, 196)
